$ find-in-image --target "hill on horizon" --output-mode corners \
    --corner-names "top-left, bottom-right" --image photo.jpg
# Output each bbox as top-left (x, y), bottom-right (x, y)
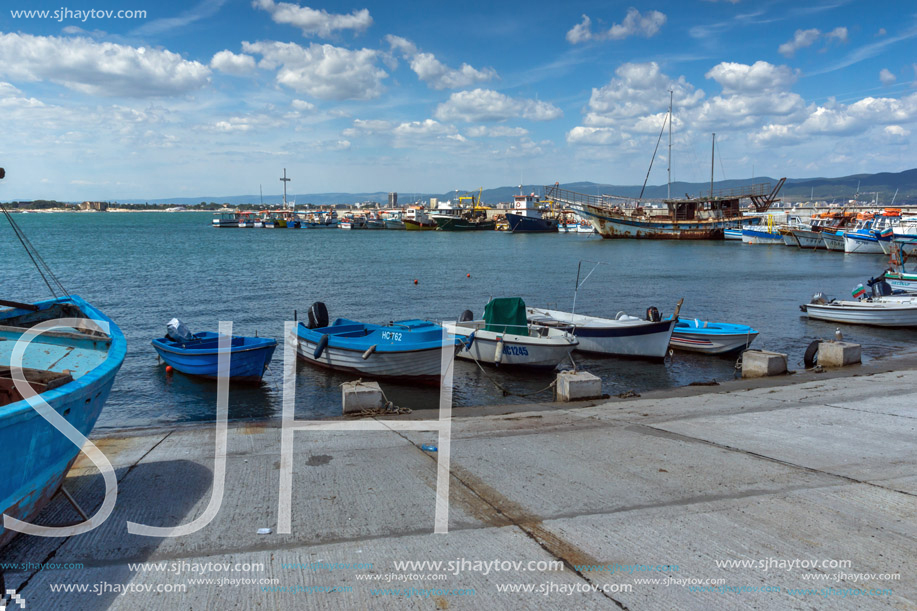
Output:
top-left (79, 168), bottom-right (917, 207)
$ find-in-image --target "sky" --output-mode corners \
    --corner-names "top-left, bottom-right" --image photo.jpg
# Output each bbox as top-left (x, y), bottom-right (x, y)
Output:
top-left (0, 0), bottom-right (915, 201)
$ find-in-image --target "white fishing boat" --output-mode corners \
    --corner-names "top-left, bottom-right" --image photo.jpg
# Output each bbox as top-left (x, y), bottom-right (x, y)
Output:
top-left (891, 216), bottom-right (917, 256)
top-left (741, 216), bottom-right (784, 245)
top-left (526, 306), bottom-right (677, 358)
top-left (821, 230), bottom-right (846, 251)
top-left (800, 293), bottom-right (917, 327)
top-left (448, 298), bottom-right (577, 368)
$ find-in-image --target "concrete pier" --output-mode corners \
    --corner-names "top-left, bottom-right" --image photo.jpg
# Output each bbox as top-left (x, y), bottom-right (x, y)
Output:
top-left (1, 368), bottom-right (915, 610)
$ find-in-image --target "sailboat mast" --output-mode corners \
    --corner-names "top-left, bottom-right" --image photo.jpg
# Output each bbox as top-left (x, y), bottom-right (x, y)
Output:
top-left (667, 90), bottom-right (672, 200)
top-left (710, 133), bottom-right (715, 199)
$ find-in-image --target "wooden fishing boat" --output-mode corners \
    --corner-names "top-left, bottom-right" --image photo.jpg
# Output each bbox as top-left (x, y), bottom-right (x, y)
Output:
top-left (294, 303), bottom-right (458, 382)
top-left (669, 318), bottom-right (758, 355)
top-left (449, 298), bottom-right (577, 368)
top-left (0, 295), bottom-right (126, 549)
top-left (526, 307), bottom-right (676, 358)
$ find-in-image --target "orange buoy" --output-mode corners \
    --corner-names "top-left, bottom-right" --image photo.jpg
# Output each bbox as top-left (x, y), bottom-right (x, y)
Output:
top-left (165, 365), bottom-right (173, 373)
top-left (466, 273), bottom-right (471, 278)
top-left (413, 279), bottom-right (418, 284)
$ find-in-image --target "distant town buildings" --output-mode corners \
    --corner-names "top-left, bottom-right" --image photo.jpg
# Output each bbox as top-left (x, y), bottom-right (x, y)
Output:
top-left (80, 201), bottom-right (108, 211)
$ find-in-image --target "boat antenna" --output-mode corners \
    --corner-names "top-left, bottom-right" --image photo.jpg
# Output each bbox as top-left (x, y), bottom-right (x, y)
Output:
top-left (667, 90), bottom-right (673, 200)
top-left (572, 260), bottom-right (604, 316)
top-left (0, 168), bottom-right (69, 298)
top-left (639, 107), bottom-right (669, 201)
top-left (260, 184), bottom-right (263, 207)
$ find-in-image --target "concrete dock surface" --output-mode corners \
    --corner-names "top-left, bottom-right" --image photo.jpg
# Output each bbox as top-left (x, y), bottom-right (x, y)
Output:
top-left (1, 367), bottom-right (915, 610)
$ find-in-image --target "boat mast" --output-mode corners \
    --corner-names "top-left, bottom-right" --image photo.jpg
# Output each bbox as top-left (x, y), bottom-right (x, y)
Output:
top-left (710, 133), bottom-right (715, 199)
top-left (280, 168), bottom-right (291, 209)
top-left (667, 90), bottom-right (673, 200)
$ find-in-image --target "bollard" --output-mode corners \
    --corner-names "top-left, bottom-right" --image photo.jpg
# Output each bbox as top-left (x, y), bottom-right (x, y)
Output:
top-left (817, 341), bottom-right (861, 368)
top-left (342, 380), bottom-right (384, 414)
top-left (741, 350), bottom-right (788, 378)
top-left (556, 371), bottom-right (603, 401)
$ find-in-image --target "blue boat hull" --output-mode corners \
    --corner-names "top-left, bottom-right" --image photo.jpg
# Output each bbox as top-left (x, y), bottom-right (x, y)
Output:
top-left (0, 295), bottom-right (126, 549)
top-left (506, 213), bottom-right (558, 233)
top-left (152, 333), bottom-right (276, 382)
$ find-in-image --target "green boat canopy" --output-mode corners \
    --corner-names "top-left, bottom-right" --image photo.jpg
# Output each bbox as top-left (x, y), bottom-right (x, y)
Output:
top-left (483, 297), bottom-right (529, 336)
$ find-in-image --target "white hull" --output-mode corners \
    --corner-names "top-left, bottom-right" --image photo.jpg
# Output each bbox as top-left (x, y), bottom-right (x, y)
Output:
top-left (294, 335), bottom-right (445, 379)
top-left (781, 233), bottom-right (798, 247)
top-left (804, 299), bottom-right (917, 327)
top-left (526, 308), bottom-right (674, 358)
top-left (884, 275), bottom-right (917, 294)
top-left (821, 232), bottom-right (845, 251)
top-left (669, 331), bottom-right (758, 355)
top-left (791, 229), bottom-right (826, 249)
top-left (843, 235), bottom-right (885, 254)
top-left (447, 322), bottom-right (576, 368)
top-left (741, 232), bottom-right (784, 245)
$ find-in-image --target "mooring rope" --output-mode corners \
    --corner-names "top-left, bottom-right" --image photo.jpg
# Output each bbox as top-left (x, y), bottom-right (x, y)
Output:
top-left (0, 202), bottom-right (69, 298)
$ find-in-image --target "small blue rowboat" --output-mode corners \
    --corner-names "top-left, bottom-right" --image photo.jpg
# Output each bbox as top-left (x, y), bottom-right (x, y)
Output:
top-left (294, 303), bottom-right (459, 382)
top-left (1, 295), bottom-right (126, 549)
top-left (152, 332), bottom-right (276, 382)
top-left (669, 318), bottom-right (758, 355)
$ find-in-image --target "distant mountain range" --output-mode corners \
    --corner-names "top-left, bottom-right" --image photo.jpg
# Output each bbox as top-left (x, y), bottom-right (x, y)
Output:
top-left (115, 168), bottom-right (917, 207)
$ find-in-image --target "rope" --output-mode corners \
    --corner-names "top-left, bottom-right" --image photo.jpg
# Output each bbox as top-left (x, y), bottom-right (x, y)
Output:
top-left (1, 202), bottom-right (69, 298)
top-left (340, 379), bottom-right (413, 417)
top-left (466, 349), bottom-right (559, 398)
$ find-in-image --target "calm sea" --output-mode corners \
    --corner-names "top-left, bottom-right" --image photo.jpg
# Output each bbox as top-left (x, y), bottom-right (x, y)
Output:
top-left (2, 211), bottom-right (913, 430)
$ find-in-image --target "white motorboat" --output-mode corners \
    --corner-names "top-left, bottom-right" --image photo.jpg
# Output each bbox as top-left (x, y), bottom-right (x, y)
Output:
top-left (449, 298), bottom-right (577, 368)
top-left (525, 305), bottom-right (678, 359)
top-left (800, 293), bottom-right (917, 327)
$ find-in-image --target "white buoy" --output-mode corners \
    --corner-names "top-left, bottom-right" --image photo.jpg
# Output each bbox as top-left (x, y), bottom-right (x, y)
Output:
top-left (494, 336), bottom-right (504, 364)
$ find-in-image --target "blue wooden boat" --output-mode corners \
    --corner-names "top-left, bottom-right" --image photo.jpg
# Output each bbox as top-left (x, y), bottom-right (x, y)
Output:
top-left (0, 295), bottom-right (126, 549)
top-left (294, 303), bottom-right (459, 382)
top-left (668, 318), bottom-right (758, 355)
top-left (506, 193), bottom-right (559, 233)
top-left (152, 332), bottom-right (276, 382)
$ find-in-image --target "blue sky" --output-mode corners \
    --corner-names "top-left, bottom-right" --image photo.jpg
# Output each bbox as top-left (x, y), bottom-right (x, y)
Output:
top-left (0, 0), bottom-right (915, 201)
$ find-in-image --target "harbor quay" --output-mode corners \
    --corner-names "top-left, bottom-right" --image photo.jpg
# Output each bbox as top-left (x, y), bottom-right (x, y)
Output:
top-left (1, 361), bottom-right (914, 610)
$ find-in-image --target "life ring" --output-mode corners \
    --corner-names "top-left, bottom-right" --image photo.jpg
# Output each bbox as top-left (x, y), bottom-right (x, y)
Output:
top-left (803, 340), bottom-right (819, 368)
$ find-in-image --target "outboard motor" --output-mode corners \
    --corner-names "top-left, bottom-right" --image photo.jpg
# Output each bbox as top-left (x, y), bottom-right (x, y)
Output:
top-left (872, 280), bottom-right (893, 297)
top-left (810, 292), bottom-right (828, 305)
top-left (307, 302), bottom-right (329, 329)
top-left (458, 309), bottom-right (474, 322)
top-left (166, 318), bottom-right (193, 342)
top-left (646, 306), bottom-right (661, 322)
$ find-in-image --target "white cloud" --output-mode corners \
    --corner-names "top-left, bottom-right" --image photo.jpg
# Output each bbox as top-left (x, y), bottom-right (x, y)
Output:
top-left (826, 26), bottom-right (848, 44)
top-left (291, 98), bottom-right (315, 111)
top-left (566, 126), bottom-right (621, 145)
top-left (384, 35), bottom-right (497, 90)
top-left (705, 61), bottom-right (798, 93)
top-left (752, 93), bottom-right (917, 145)
top-left (243, 40), bottom-right (387, 100)
top-left (210, 50), bottom-right (256, 75)
top-left (566, 8), bottom-right (666, 44)
top-left (583, 62), bottom-right (703, 124)
top-left (433, 89), bottom-right (562, 122)
top-left (0, 32), bottom-right (210, 97)
top-left (778, 27), bottom-right (848, 57)
top-left (879, 68), bottom-right (896, 85)
top-left (252, 0), bottom-right (372, 37)
top-left (465, 126), bottom-right (528, 138)
top-left (778, 28), bottom-right (820, 57)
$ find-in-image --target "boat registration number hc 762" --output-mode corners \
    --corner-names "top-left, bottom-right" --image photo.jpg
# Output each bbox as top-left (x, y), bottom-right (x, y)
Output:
top-left (380, 331), bottom-right (403, 341)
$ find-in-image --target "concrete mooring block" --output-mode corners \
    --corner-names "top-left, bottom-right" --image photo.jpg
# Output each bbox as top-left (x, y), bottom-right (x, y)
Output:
top-left (342, 380), bottom-right (384, 414)
top-left (556, 371), bottom-right (603, 401)
top-left (742, 350), bottom-right (788, 378)
top-left (817, 341), bottom-right (861, 368)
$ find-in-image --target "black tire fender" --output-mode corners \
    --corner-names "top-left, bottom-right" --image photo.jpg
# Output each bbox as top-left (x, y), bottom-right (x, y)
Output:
top-left (803, 340), bottom-right (819, 368)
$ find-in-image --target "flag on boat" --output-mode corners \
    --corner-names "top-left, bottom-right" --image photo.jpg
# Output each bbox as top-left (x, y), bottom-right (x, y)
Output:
top-left (852, 284), bottom-right (866, 299)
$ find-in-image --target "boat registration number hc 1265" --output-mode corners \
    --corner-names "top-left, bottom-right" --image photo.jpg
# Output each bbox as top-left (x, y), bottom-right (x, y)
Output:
top-left (380, 331), bottom-right (403, 341)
